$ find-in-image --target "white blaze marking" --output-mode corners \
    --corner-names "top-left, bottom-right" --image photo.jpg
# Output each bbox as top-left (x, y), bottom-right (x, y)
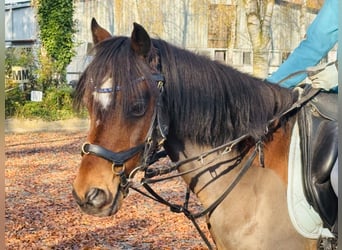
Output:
top-left (93, 77), bottom-right (112, 110)
top-left (95, 119), bottom-right (101, 127)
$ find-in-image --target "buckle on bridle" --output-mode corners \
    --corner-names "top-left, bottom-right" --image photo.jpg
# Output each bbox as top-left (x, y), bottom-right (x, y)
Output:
top-left (112, 163), bottom-right (130, 197)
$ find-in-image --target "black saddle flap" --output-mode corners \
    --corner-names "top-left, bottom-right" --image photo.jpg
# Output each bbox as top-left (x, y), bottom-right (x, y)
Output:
top-left (298, 90), bottom-right (338, 235)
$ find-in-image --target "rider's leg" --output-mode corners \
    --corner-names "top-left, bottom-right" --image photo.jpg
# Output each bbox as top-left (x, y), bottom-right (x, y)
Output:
top-left (330, 158), bottom-right (338, 197)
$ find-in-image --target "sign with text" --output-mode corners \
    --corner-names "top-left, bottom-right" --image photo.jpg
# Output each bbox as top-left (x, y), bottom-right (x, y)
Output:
top-left (30, 91), bottom-right (43, 102)
top-left (12, 66), bottom-right (30, 84)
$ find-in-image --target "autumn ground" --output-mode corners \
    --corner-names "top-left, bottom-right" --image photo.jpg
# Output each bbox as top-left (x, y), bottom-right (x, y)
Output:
top-left (5, 120), bottom-right (212, 249)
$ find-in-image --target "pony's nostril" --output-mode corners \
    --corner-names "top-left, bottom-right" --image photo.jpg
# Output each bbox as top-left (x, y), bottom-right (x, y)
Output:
top-left (86, 188), bottom-right (107, 208)
top-left (87, 188), bottom-right (100, 201)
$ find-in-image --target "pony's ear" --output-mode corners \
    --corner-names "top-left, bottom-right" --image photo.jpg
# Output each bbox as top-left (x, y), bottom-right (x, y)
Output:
top-left (131, 22), bottom-right (151, 57)
top-left (91, 18), bottom-right (111, 45)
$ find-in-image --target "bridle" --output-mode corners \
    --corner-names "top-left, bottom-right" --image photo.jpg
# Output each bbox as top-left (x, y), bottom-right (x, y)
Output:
top-left (81, 72), bottom-right (168, 196)
top-left (80, 68), bottom-right (322, 249)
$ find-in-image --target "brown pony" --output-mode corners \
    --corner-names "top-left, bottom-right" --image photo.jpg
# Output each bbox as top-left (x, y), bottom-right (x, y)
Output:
top-left (72, 18), bottom-right (319, 249)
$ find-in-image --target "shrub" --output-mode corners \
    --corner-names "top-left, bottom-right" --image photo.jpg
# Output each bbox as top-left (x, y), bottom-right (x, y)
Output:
top-left (5, 47), bottom-right (39, 117)
top-left (5, 87), bottom-right (27, 118)
top-left (13, 85), bottom-right (87, 121)
top-left (5, 47), bottom-right (87, 121)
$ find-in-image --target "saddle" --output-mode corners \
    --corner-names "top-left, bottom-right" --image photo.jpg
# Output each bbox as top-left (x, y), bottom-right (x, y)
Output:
top-left (297, 87), bottom-right (338, 236)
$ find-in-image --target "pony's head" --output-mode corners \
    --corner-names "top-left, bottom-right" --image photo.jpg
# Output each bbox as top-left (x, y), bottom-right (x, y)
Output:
top-left (72, 18), bottom-right (163, 216)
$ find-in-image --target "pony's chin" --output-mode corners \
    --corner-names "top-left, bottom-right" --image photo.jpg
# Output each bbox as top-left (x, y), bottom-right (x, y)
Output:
top-left (106, 195), bottom-right (123, 216)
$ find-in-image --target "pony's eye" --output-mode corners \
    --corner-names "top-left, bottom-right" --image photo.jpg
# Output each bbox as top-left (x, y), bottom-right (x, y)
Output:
top-left (129, 101), bottom-right (146, 117)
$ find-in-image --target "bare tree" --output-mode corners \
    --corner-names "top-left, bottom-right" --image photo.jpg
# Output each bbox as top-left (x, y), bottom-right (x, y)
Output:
top-left (243, 0), bottom-right (275, 78)
top-left (299, 0), bottom-right (307, 38)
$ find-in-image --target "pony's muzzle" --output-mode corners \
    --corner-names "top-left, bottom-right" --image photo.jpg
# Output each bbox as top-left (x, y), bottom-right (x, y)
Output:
top-left (72, 187), bottom-right (117, 217)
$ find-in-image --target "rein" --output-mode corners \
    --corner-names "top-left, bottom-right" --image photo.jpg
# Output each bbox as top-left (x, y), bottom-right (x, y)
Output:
top-left (131, 137), bottom-right (262, 250)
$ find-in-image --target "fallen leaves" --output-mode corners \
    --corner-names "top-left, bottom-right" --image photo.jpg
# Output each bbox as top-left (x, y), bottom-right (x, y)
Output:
top-left (5, 132), bottom-right (212, 249)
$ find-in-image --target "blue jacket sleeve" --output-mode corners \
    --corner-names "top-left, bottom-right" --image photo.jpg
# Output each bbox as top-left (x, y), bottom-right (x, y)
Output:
top-left (267, 0), bottom-right (338, 88)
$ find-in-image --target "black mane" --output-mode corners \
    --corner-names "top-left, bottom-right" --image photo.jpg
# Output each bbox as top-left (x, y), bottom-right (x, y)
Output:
top-left (74, 36), bottom-right (297, 147)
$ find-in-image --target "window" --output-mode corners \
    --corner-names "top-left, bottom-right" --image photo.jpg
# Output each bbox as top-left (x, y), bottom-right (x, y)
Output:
top-left (243, 52), bottom-right (251, 65)
top-left (214, 50), bottom-right (226, 62)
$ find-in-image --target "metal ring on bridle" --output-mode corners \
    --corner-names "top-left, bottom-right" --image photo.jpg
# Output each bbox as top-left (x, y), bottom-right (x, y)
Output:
top-left (112, 163), bottom-right (125, 175)
top-left (81, 142), bottom-right (90, 155)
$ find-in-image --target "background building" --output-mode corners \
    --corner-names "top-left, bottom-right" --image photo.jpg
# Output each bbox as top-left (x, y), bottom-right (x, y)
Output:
top-left (5, 0), bottom-right (336, 83)
top-left (5, 0), bottom-right (37, 47)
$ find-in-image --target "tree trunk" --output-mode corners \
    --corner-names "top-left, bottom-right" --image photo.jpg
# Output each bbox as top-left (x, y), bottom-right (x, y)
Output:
top-left (299, 0), bottom-right (307, 38)
top-left (243, 0), bottom-right (274, 78)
